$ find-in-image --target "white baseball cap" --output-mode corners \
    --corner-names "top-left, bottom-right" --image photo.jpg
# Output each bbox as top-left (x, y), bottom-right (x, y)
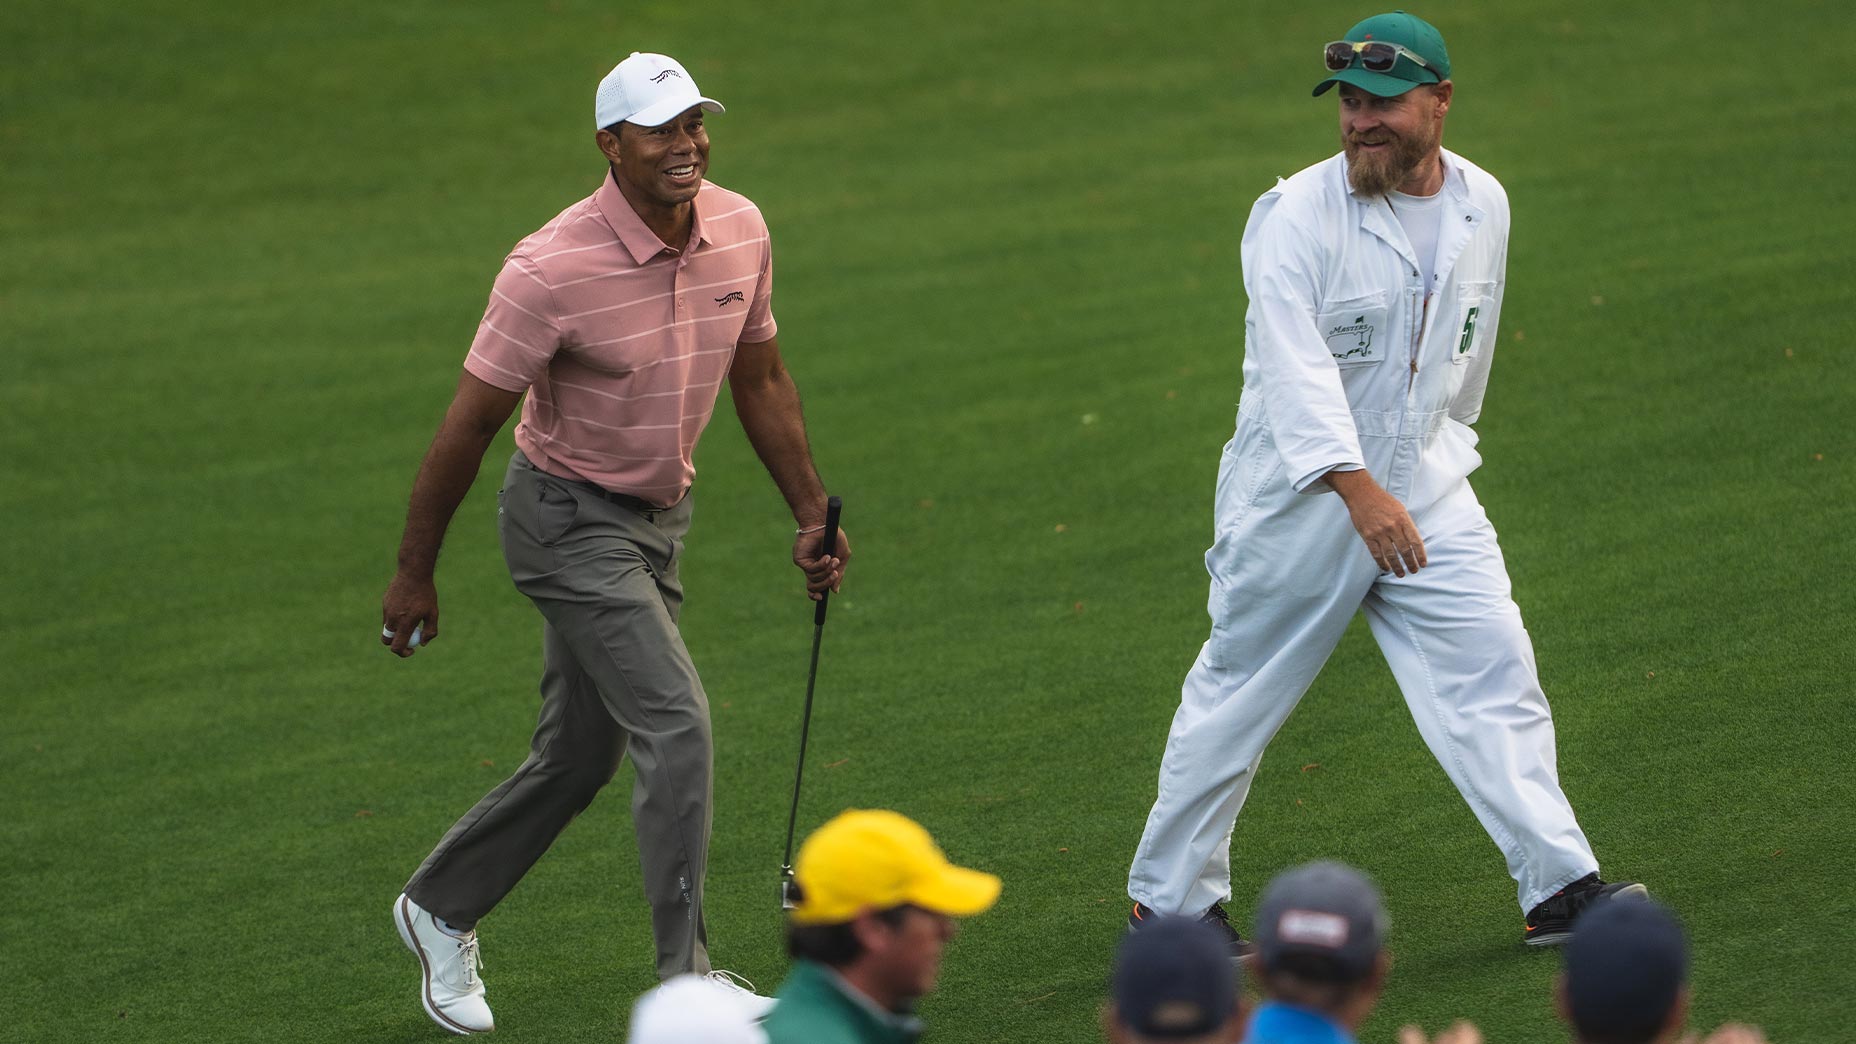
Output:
top-left (625, 974), bottom-right (768, 1044)
top-left (595, 52), bottom-right (725, 129)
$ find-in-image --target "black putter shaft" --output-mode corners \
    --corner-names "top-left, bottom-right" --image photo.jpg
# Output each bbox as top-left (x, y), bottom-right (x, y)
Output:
top-left (780, 495), bottom-right (842, 907)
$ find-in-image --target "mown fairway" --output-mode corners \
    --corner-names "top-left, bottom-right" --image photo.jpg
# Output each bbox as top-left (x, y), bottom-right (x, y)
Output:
top-left (3, 0), bottom-right (1851, 1040)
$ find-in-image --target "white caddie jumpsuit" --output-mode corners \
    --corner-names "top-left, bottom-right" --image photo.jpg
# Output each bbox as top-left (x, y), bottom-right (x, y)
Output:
top-left (1128, 149), bottom-right (1600, 916)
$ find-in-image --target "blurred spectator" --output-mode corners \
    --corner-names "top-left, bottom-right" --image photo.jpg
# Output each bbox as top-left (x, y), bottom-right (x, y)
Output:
top-left (762, 810), bottom-right (1000, 1044)
top-left (1105, 915), bottom-right (1245, 1043)
top-left (626, 973), bottom-right (768, 1044)
top-left (1243, 861), bottom-right (1397, 1044)
top-left (1559, 897), bottom-right (1768, 1044)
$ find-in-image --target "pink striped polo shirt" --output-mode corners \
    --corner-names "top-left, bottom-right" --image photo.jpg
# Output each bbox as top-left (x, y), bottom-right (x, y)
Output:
top-left (464, 174), bottom-right (776, 506)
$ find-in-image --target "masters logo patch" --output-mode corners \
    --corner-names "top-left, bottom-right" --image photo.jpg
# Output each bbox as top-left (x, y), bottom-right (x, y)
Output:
top-left (1316, 299), bottom-right (1387, 367)
top-left (1325, 314), bottom-right (1379, 363)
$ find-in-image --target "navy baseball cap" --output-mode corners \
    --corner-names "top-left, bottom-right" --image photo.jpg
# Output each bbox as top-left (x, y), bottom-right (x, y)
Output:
top-left (1254, 862), bottom-right (1388, 981)
top-left (1112, 917), bottom-right (1241, 1039)
top-left (1563, 898), bottom-right (1689, 1044)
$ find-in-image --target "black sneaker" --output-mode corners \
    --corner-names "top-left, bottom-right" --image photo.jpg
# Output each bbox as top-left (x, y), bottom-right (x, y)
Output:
top-left (1522, 873), bottom-right (1649, 947)
top-left (1129, 901), bottom-right (1257, 960)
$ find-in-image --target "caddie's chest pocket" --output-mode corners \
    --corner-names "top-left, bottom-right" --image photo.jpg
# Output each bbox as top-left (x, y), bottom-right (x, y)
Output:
top-left (1452, 281), bottom-right (1497, 364)
top-left (1316, 291), bottom-right (1389, 368)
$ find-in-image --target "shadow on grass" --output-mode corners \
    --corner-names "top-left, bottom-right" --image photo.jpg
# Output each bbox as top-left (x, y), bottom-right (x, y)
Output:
top-left (1393, 932), bottom-right (1558, 982)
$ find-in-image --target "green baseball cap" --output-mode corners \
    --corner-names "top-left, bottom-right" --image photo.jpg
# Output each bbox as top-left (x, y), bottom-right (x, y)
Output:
top-left (1313, 10), bottom-right (1451, 98)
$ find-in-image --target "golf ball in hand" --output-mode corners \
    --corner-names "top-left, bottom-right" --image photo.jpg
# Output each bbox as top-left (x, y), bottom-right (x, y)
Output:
top-left (383, 624), bottom-right (423, 649)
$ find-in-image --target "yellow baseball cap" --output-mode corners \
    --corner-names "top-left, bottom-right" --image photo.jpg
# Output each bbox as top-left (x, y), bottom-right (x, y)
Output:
top-left (789, 810), bottom-right (1002, 926)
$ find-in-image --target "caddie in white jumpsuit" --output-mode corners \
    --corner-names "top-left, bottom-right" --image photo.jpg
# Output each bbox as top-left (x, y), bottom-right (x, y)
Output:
top-left (1126, 11), bottom-right (1642, 949)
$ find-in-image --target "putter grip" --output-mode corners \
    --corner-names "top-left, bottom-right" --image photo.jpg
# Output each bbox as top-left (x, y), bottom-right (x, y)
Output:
top-left (814, 496), bottom-right (842, 626)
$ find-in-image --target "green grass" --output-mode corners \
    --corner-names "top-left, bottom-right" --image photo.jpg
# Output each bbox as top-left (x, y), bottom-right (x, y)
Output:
top-left (3, 0), bottom-right (1852, 1040)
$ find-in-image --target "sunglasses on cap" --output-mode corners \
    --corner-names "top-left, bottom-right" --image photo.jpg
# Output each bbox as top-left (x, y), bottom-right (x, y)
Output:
top-left (1323, 39), bottom-right (1436, 76)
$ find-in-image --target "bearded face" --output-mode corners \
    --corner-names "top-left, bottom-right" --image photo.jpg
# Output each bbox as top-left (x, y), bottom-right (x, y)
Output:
top-left (1338, 83), bottom-right (1448, 196)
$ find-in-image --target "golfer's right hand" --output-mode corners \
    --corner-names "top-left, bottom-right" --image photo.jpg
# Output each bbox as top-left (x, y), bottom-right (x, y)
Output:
top-left (381, 572), bottom-right (440, 657)
top-left (793, 526), bottom-right (850, 600)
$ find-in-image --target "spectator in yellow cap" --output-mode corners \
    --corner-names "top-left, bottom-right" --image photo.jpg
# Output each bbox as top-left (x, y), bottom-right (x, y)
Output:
top-left (762, 809), bottom-right (1001, 1044)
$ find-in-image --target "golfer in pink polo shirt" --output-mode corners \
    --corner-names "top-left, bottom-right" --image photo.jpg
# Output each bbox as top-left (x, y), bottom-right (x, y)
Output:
top-left (379, 51), bottom-right (849, 1034)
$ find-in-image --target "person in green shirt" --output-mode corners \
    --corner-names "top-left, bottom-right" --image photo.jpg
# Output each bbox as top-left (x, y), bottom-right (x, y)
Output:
top-left (763, 810), bottom-right (1001, 1044)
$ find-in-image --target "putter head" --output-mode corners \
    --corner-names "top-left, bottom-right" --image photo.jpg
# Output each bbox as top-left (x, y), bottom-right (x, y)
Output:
top-left (780, 868), bottom-right (799, 911)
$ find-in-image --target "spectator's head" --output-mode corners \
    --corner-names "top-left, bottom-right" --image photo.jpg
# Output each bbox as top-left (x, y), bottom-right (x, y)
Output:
top-left (784, 809), bottom-right (1001, 1011)
top-left (1558, 897), bottom-right (1690, 1044)
top-left (626, 974), bottom-right (768, 1044)
top-left (1252, 861), bottom-right (1390, 1029)
top-left (1106, 916), bottom-right (1245, 1044)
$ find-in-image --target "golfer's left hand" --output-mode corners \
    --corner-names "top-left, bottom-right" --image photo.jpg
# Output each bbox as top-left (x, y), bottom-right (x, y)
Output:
top-left (793, 526), bottom-right (850, 600)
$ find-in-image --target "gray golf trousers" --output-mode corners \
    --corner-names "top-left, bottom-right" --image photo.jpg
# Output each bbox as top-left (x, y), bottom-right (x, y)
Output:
top-left (404, 450), bottom-right (712, 979)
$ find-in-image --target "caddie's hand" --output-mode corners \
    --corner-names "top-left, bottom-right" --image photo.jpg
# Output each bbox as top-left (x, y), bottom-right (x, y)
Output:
top-left (1399, 1021), bottom-right (1482, 1044)
top-left (381, 571), bottom-right (440, 658)
top-left (1328, 469), bottom-right (1427, 576)
top-left (792, 526), bottom-right (851, 601)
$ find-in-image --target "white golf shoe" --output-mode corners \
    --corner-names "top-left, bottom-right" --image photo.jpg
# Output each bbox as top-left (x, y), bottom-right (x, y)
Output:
top-left (703, 969), bottom-right (777, 1022)
top-left (394, 893), bottom-right (494, 1034)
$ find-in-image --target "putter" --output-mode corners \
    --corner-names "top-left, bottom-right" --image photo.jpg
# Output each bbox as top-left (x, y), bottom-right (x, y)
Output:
top-left (780, 495), bottom-right (842, 909)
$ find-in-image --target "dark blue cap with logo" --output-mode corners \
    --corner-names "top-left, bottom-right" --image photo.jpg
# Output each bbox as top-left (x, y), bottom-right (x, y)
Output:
top-left (1564, 897), bottom-right (1689, 1043)
top-left (1112, 916), bottom-right (1240, 1038)
top-left (1254, 861), bottom-right (1388, 981)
